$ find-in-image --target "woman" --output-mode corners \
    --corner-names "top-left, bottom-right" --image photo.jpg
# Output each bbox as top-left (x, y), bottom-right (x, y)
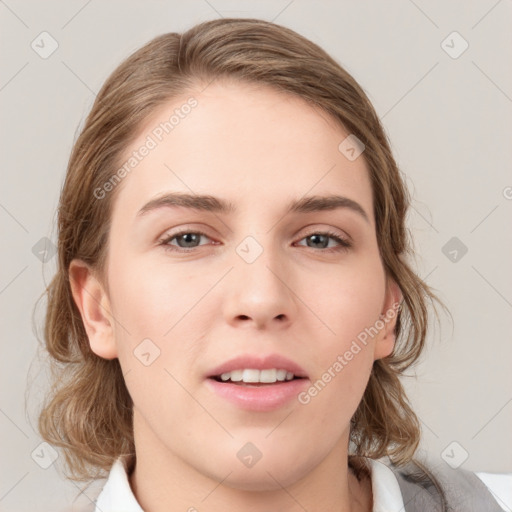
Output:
top-left (37, 18), bottom-right (509, 511)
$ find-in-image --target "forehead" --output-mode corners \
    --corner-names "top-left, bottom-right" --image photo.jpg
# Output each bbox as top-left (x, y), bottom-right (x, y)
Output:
top-left (110, 80), bottom-right (374, 224)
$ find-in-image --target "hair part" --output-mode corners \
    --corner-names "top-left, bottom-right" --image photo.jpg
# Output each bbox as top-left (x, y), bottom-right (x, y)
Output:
top-left (37, 17), bottom-right (449, 481)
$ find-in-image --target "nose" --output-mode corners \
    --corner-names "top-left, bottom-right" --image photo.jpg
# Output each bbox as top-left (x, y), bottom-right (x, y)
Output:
top-left (222, 241), bottom-right (297, 330)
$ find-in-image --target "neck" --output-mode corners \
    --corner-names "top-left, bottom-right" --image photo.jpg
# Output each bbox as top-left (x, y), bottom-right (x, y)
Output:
top-left (128, 412), bottom-right (372, 512)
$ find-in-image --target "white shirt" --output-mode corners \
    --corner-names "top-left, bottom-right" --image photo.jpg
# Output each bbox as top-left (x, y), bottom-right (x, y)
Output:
top-left (94, 455), bottom-right (512, 512)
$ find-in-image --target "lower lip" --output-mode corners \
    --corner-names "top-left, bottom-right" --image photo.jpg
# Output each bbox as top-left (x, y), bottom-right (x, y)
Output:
top-left (206, 378), bottom-right (309, 412)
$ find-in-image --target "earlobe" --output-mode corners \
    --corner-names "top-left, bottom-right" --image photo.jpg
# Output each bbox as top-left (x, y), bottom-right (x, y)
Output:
top-left (68, 259), bottom-right (118, 359)
top-left (373, 278), bottom-right (403, 361)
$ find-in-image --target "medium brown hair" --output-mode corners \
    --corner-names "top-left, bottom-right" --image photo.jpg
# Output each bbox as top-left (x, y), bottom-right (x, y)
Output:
top-left (37, 17), bottom-right (447, 481)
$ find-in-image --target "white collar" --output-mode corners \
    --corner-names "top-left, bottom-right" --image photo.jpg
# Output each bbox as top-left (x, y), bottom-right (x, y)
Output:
top-left (94, 455), bottom-right (405, 512)
top-left (94, 455), bottom-right (142, 512)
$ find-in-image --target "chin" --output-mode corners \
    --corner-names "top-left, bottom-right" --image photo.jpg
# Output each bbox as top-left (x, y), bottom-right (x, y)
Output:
top-left (191, 441), bottom-right (326, 492)
top-left (204, 461), bottom-right (309, 492)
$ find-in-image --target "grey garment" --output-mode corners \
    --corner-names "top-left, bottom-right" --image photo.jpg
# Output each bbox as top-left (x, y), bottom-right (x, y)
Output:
top-left (385, 457), bottom-right (503, 512)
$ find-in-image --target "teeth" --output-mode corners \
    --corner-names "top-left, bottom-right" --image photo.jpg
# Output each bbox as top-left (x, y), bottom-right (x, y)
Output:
top-left (218, 369), bottom-right (297, 383)
top-left (276, 369), bottom-right (287, 381)
top-left (242, 369), bottom-right (260, 383)
top-left (229, 370), bottom-right (243, 382)
top-left (260, 369), bottom-right (277, 383)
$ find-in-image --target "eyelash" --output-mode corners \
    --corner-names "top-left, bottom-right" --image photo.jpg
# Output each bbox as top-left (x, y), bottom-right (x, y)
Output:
top-left (159, 229), bottom-right (352, 254)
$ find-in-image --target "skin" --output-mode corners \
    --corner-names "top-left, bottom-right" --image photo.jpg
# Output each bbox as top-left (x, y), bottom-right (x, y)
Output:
top-left (70, 80), bottom-right (402, 512)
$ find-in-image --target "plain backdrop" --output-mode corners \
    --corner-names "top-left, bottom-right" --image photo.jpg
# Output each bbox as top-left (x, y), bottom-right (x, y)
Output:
top-left (1, 1), bottom-right (511, 511)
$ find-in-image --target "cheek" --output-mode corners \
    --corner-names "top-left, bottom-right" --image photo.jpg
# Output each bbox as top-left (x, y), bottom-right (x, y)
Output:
top-left (108, 254), bottom-right (211, 389)
top-left (298, 255), bottom-right (384, 407)
top-left (109, 254), bottom-right (192, 336)
top-left (107, 257), bottom-right (199, 431)
top-left (307, 256), bottom-right (385, 353)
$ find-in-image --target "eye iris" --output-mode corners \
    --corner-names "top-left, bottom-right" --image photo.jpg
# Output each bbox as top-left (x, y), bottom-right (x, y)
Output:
top-left (308, 234), bottom-right (328, 248)
top-left (178, 233), bottom-right (200, 248)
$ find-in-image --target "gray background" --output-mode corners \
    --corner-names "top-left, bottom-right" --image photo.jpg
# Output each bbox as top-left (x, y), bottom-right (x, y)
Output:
top-left (1, 1), bottom-right (511, 511)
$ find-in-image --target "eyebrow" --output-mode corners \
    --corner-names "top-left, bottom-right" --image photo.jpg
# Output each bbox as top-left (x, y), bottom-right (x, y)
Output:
top-left (137, 192), bottom-right (370, 224)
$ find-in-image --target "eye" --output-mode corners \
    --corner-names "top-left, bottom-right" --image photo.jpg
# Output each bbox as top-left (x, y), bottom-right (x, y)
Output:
top-left (160, 230), bottom-right (214, 252)
top-left (159, 229), bottom-right (352, 253)
top-left (295, 230), bottom-right (352, 253)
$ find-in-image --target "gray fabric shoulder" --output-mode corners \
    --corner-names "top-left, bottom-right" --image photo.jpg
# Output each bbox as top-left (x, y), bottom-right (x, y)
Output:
top-left (382, 456), bottom-right (503, 512)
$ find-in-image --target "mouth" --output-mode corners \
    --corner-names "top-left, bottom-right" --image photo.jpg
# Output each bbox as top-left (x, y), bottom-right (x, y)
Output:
top-left (205, 354), bottom-right (309, 411)
top-left (209, 368), bottom-right (307, 386)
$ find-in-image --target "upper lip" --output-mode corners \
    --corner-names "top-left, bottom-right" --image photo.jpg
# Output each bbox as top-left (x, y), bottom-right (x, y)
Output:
top-left (207, 354), bottom-right (308, 379)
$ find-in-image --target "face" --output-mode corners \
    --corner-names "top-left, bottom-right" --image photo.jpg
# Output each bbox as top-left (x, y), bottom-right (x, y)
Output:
top-left (72, 80), bottom-right (401, 490)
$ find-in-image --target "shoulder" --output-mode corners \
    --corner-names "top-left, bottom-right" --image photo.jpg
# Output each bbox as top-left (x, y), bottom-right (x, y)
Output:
top-left (382, 456), bottom-right (511, 512)
top-left (474, 471), bottom-right (512, 511)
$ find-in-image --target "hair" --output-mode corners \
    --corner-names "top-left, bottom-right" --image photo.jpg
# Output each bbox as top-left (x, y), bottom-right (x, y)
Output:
top-left (37, 17), bottom-right (449, 483)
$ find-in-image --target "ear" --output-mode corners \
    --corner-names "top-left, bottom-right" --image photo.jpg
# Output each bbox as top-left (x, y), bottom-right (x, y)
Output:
top-left (68, 259), bottom-right (118, 359)
top-left (373, 277), bottom-right (403, 361)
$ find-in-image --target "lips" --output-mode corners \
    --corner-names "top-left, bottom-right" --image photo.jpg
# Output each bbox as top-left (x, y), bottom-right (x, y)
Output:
top-left (205, 354), bottom-right (309, 411)
top-left (205, 354), bottom-right (310, 413)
